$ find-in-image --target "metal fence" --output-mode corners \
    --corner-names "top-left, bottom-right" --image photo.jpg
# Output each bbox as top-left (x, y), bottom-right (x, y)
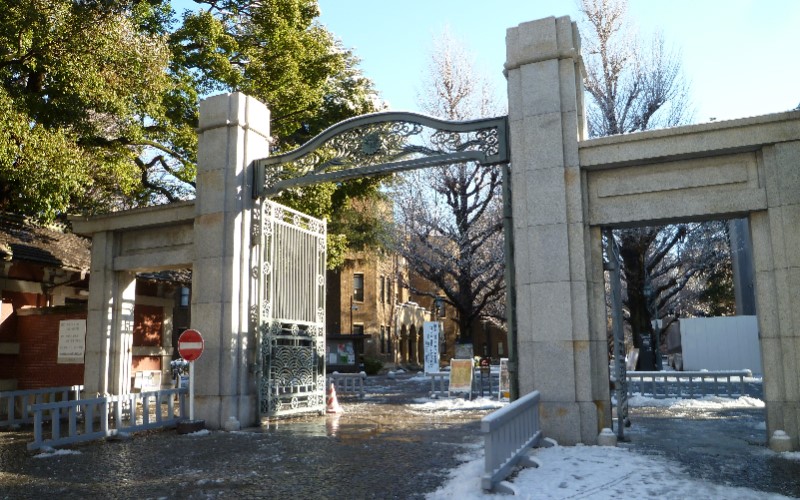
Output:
top-left (481, 390), bottom-right (543, 492)
top-left (328, 372), bottom-right (366, 398)
top-left (0, 386), bottom-right (83, 427)
top-left (27, 388), bottom-right (188, 451)
top-left (626, 370), bottom-right (753, 399)
top-left (426, 369), bottom-right (501, 399)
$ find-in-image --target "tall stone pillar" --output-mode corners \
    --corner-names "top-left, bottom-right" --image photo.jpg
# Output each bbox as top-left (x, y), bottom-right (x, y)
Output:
top-left (193, 93), bottom-right (271, 428)
top-left (505, 17), bottom-right (610, 444)
top-left (84, 230), bottom-right (136, 396)
top-left (751, 140), bottom-right (800, 451)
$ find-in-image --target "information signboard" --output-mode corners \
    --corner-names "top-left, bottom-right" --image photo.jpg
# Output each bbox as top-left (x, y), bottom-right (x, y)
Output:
top-left (423, 322), bottom-right (440, 374)
top-left (448, 358), bottom-right (473, 396)
top-left (57, 319), bottom-right (86, 364)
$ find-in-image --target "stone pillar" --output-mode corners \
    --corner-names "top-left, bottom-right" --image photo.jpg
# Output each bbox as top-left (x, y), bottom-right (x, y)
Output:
top-left (193, 93), bottom-right (271, 428)
top-left (84, 230), bottom-right (136, 396)
top-left (751, 140), bottom-right (800, 451)
top-left (505, 17), bottom-right (610, 444)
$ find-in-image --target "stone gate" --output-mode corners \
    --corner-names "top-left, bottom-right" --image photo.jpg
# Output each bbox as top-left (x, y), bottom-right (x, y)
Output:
top-left (71, 15), bottom-right (800, 449)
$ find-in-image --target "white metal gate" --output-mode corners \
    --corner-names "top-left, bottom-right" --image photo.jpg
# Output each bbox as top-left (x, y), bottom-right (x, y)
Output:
top-left (251, 199), bottom-right (327, 418)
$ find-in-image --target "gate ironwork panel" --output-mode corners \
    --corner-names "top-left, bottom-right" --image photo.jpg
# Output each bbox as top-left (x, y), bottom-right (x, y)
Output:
top-left (252, 199), bottom-right (326, 418)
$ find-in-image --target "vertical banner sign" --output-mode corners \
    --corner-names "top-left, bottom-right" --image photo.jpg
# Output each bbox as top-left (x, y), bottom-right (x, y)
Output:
top-left (423, 321), bottom-right (440, 374)
top-left (498, 358), bottom-right (510, 401)
top-left (57, 319), bottom-right (86, 364)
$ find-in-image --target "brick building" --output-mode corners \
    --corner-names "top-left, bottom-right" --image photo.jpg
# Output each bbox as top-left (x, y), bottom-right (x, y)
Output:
top-left (0, 213), bottom-right (187, 391)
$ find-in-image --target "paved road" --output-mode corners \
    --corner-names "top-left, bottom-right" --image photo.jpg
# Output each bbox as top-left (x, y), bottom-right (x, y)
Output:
top-left (2, 375), bottom-right (799, 499)
top-left (623, 405), bottom-right (800, 499)
top-left (0, 373), bottom-right (489, 500)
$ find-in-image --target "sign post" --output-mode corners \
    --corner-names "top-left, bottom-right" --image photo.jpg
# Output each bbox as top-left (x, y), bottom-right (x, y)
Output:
top-left (177, 329), bottom-right (204, 421)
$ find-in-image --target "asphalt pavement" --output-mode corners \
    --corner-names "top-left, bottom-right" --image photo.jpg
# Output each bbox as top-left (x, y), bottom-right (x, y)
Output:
top-left (1, 374), bottom-right (799, 499)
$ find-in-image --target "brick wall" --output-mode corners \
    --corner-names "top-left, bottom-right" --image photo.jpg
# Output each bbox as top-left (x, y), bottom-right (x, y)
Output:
top-left (15, 306), bottom-right (86, 389)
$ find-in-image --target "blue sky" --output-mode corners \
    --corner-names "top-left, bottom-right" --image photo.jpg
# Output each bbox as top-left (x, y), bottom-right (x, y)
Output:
top-left (315, 0), bottom-right (800, 123)
top-left (171, 0), bottom-right (800, 124)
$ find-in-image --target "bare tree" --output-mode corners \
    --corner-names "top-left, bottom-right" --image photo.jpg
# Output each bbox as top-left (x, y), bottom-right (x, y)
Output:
top-left (391, 31), bottom-right (506, 343)
top-left (581, 0), bottom-right (733, 357)
top-left (581, 0), bottom-right (692, 136)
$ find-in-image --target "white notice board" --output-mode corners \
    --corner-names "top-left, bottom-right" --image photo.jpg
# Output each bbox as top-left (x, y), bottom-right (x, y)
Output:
top-left (57, 319), bottom-right (86, 364)
top-left (423, 322), bottom-right (440, 374)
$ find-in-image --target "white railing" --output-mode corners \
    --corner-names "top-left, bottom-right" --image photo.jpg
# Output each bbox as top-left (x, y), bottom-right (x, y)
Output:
top-left (27, 388), bottom-right (188, 451)
top-left (626, 370), bottom-right (753, 399)
top-left (481, 390), bottom-right (543, 492)
top-left (427, 372), bottom-right (449, 398)
top-left (328, 372), bottom-right (366, 398)
top-left (0, 386), bottom-right (83, 427)
top-left (427, 369), bottom-right (501, 399)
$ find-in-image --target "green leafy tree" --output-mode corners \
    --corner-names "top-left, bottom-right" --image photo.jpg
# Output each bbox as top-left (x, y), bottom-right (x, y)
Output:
top-left (0, 0), bottom-right (170, 221)
top-left (0, 0), bottom-right (386, 265)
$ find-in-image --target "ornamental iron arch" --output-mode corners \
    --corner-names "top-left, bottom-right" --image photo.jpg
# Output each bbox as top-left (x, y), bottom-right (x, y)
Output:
top-left (253, 111), bottom-right (509, 198)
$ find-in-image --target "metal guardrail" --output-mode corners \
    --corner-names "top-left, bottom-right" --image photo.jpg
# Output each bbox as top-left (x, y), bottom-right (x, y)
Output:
top-left (427, 372), bottom-right (449, 398)
top-left (481, 390), bottom-right (543, 493)
top-left (328, 372), bottom-right (366, 398)
top-left (626, 370), bottom-right (753, 399)
top-left (27, 388), bottom-right (188, 451)
top-left (0, 386), bottom-right (83, 427)
top-left (427, 369), bottom-right (501, 399)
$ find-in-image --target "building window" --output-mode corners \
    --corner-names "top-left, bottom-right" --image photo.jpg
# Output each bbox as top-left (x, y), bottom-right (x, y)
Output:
top-left (380, 325), bottom-right (385, 353)
top-left (180, 287), bottom-right (190, 307)
top-left (387, 279), bottom-right (393, 304)
top-left (353, 273), bottom-right (364, 302)
top-left (353, 323), bottom-right (364, 336)
top-left (380, 276), bottom-right (385, 304)
top-left (387, 327), bottom-right (392, 354)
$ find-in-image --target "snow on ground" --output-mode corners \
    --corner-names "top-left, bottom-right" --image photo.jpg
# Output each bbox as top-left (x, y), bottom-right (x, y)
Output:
top-left (424, 393), bottom-right (790, 499)
top-left (627, 394), bottom-right (765, 410)
top-left (407, 396), bottom-right (505, 413)
top-left (34, 448), bottom-right (82, 458)
top-left (426, 442), bottom-right (792, 500)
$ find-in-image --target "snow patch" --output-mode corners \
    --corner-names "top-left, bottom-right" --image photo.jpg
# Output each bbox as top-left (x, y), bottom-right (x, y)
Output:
top-left (185, 429), bottom-right (211, 437)
top-left (408, 396), bottom-right (505, 412)
top-left (34, 448), bottom-right (82, 458)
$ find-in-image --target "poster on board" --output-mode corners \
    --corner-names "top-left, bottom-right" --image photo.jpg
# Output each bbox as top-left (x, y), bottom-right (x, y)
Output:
top-left (448, 358), bottom-right (473, 397)
top-left (57, 319), bottom-right (86, 364)
top-left (423, 321), bottom-right (440, 374)
top-left (498, 358), bottom-right (510, 400)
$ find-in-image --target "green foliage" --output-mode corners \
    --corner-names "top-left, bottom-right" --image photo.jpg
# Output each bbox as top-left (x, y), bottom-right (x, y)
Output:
top-left (0, 0), bottom-right (170, 221)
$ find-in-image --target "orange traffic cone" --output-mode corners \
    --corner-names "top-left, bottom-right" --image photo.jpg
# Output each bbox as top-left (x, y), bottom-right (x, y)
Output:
top-left (326, 381), bottom-right (343, 414)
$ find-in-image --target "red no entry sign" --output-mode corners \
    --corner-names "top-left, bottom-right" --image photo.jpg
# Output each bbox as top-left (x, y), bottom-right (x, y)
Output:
top-left (178, 329), bottom-right (205, 362)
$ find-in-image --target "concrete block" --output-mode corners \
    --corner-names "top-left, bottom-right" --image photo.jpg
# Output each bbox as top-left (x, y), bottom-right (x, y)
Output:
top-left (506, 17), bottom-right (558, 71)
top-left (525, 168), bottom-right (567, 225)
top-left (528, 224), bottom-right (570, 283)
top-left (567, 222), bottom-right (589, 282)
top-left (557, 57), bottom-right (579, 114)
top-left (780, 204), bottom-right (800, 268)
top-left (564, 164), bottom-right (585, 223)
top-left (505, 68), bottom-right (522, 119)
top-left (773, 141), bottom-right (800, 206)
top-left (520, 60), bottom-right (562, 117)
top-left (191, 257), bottom-right (227, 304)
top-left (195, 169), bottom-right (228, 215)
top-left (197, 127), bottom-right (231, 173)
top-left (779, 337), bottom-right (800, 400)
top-left (749, 211), bottom-right (775, 273)
top-left (760, 337), bottom-right (786, 399)
top-left (529, 282), bottom-right (574, 342)
top-left (516, 113), bottom-right (566, 171)
top-left (578, 401), bottom-right (603, 443)
top-left (767, 207), bottom-right (788, 270)
top-left (538, 401), bottom-right (582, 445)
top-left (754, 270), bottom-right (779, 338)
top-left (569, 281), bottom-right (590, 342)
top-left (530, 341), bottom-right (576, 401)
top-left (572, 341), bottom-right (593, 401)
top-left (193, 213), bottom-right (227, 259)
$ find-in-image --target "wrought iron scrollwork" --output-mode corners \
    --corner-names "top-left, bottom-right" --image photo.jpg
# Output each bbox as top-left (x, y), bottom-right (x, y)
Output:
top-left (254, 112), bottom-right (508, 198)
